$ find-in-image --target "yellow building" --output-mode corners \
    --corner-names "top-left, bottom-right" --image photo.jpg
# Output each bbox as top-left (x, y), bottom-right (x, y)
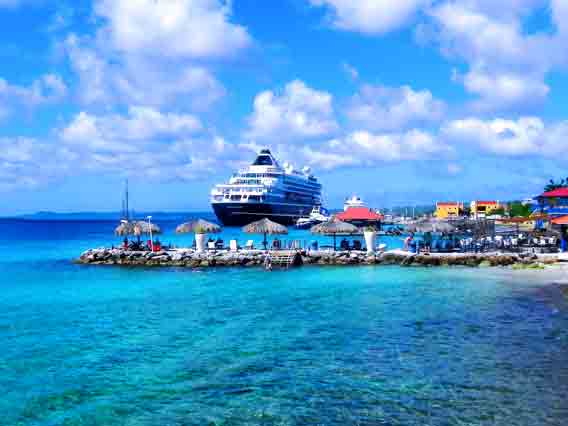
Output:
top-left (435, 202), bottom-right (464, 219)
top-left (470, 200), bottom-right (501, 218)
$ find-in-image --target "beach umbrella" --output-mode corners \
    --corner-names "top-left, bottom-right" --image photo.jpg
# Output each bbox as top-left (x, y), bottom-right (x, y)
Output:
top-left (310, 218), bottom-right (358, 250)
top-left (114, 220), bottom-right (162, 236)
top-left (175, 219), bottom-right (221, 234)
top-left (242, 218), bottom-right (288, 249)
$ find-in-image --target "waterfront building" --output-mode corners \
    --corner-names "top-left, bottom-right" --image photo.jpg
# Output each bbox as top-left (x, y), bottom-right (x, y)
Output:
top-left (335, 207), bottom-right (383, 228)
top-left (435, 202), bottom-right (464, 219)
top-left (535, 188), bottom-right (568, 218)
top-left (470, 200), bottom-right (500, 219)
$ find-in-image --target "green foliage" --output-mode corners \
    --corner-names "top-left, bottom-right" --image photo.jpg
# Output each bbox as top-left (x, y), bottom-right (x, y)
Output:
top-left (544, 178), bottom-right (568, 192)
top-left (491, 207), bottom-right (506, 216)
top-left (509, 202), bottom-right (531, 218)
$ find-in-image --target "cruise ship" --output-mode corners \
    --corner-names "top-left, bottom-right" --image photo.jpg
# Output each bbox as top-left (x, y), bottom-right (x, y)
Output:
top-left (210, 149), bottom-right (322, 226)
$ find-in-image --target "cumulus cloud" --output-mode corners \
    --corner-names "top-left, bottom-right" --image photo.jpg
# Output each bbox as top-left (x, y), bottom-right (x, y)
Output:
top-left (52, 107), bottom-right (248, 183)
top-left (0, 137), bottom-right (74, 190)
top-left (454, 67), bottom-right (549, 111)
top-left (61, 107), bottom-right (203, 152)
top-left (346, 84), bottom-right (445, 131)
top-left (428, 0), bottom-right (563, 111)
top-left (95, 0), bottom-right (251, 59)
top-left (310, 0), bottom-right (429, 35)
top-left (63, 0), bottom-right (251, 110)
top-left (440, 116), bottom-right (568, 157)
top-left (64, 34), bottom-right (225, 109)
top-left (246, 80), bottom-right (338, 141)
top-left (328, 129), bottom-right (449, 163)
top-left (0, 74), bottom-right (67, 119)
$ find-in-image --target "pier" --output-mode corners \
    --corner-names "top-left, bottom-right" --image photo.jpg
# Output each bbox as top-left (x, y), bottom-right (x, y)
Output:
top-left (75, 248), bottom-right (562, 269)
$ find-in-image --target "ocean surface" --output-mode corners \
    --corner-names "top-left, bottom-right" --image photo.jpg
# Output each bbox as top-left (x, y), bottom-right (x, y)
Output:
top-left (1, 216), bottom-right (568, 425)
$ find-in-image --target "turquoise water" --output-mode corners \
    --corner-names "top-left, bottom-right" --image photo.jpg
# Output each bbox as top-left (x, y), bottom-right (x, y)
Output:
top-left (1, 219), bottom-right (568, 425)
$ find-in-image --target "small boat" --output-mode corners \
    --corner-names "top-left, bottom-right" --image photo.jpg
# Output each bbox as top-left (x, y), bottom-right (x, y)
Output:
top-left (295, 205), bottom-right (331, 229)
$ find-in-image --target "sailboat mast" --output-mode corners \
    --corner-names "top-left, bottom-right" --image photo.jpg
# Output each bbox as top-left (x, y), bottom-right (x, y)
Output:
top-left (125, 179), bottom-right (130, 221)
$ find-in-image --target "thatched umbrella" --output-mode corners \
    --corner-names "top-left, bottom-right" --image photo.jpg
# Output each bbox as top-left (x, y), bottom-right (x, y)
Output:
top-left (114, 220), bottom-right (162, 236)
top-left (311, 218), bottom-right (358, 250)
top-left (242, 218), bottom-right (288, 250)
top-left (176, 219), bottom-right (221, 234)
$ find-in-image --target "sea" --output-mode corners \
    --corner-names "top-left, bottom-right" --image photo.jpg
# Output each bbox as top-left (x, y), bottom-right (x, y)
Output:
top-left (1, 213), bottom-right (568, 425)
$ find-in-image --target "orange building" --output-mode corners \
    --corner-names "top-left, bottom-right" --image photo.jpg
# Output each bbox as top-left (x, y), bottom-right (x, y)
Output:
top-left (435, 202), bottom-right (464, 219)
top-left (470, 200), bottom-right (501, 218)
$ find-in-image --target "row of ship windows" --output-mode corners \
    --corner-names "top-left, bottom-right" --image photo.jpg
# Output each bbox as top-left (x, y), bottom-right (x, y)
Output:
top-left (234, 173), bottom-right (280, 179)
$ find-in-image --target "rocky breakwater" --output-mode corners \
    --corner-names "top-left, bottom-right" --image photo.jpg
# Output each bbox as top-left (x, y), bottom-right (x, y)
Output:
top-left (76, 248), bottom-right (559, 269)
top-left (76, 248), bottom-right (268, 268)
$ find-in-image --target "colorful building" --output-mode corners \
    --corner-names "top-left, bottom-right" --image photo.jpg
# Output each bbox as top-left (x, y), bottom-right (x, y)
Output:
top-left (470, 200), bottom-right (501, 218)
top-left (435, 202), bottom-right (464, 219)
top-left (535, 188), bottom-right (568, 218)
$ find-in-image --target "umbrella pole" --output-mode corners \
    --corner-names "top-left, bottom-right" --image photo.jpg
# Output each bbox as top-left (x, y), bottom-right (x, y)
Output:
top-left (333, 234), bottom-right (336, 251)
top-left (264, 232), bottom-right (267, 250)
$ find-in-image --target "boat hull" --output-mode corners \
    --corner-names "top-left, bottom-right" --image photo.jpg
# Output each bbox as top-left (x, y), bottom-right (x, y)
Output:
top-left (212, 202), bottom-right (314, 226)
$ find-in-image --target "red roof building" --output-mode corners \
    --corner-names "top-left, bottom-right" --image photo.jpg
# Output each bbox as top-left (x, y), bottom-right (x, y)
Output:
top-left (540, 188), bottom-right (568, 198)
top-left (336, 207), bottom-right (383, 226)
top-left (551, 215), bottom-right (568, 225)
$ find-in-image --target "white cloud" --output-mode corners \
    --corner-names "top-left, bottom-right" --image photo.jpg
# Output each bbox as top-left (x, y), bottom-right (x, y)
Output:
top-left (346, 84), bottom-right (445, 131)
top-left (64, 35), bottom-right (225, 109)
top-left (0, 74), bottom-right (67, 119)
top-left (286, 129), bottom-right (450, 170)
top-left (0, 137), bottom-right (72, 190)
top-left (428, 1), bottom-right (563, 111)
top-left (52, 107), bottom-right (249, 183)
top-left (61, 107), bottom-right (203, 153)
top-left (246, 80), bottom-right (338, 141)
top-left (310, 0), bottom-right (429, 35)
top-left (440, 116), bottom-right (562, 156)
top-left (95, 0), bottom-right (251, 59)
top-left (62, 0), bottom-right (251, 110)
top-left (454, 67), bottom-right (549, 111)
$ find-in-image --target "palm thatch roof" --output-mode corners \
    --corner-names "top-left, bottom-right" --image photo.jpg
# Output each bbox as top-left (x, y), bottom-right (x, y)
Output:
top-left (114, 220), bottom-right (162, 236)
top-left (242, 218), bottom-right (288, 235)
top-left (176, 219), bottom-right (221, 234)
top-left (310, 218), bottom-right (358, 235)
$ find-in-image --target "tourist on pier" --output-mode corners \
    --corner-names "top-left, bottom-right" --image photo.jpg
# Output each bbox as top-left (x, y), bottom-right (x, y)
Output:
top-left (423, 232), bottom-right (432, 253)
top-left (404, 233), bottom-right (414, 251)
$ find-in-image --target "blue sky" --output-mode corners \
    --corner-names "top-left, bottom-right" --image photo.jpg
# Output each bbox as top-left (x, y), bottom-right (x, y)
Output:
top-left (1, 0), bottom-right (568, 214)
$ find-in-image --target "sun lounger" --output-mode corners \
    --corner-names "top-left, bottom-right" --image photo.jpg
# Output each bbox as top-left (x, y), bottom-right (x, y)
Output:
top-left (230, 240), bottom-right (239, 252)
top-left (207, 242), bottom-right (216, 251)
top-left (245, 240), bottom-right (254, 250)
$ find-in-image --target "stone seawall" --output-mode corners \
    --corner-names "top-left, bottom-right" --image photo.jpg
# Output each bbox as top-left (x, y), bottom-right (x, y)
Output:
top-left (76, 248), bottom-right (560, 269)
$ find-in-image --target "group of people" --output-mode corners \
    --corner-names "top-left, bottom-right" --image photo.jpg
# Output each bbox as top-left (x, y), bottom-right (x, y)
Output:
top-left (339, 238), bottom-right (362, 251)
top-left (121, 237), bottom-right (161, 251)
top-left (403, 232), bottom-right (461, 253)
